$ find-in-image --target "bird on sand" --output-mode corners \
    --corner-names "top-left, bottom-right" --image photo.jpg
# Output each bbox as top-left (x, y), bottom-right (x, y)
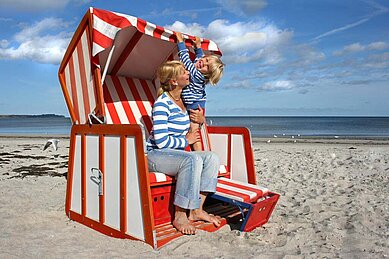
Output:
top-left (43, 139), bottom-right (60, 151)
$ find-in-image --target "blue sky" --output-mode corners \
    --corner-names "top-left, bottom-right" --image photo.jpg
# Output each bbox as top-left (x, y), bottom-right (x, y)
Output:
top-left (0, 0), bottom-right (388, 116)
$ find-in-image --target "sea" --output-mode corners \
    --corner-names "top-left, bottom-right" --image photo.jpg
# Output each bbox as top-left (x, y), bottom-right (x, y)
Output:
top-left (1, 115), bottom-right (389, 139)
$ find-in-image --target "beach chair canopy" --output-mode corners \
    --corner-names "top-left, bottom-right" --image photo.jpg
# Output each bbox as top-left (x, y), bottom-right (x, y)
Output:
top-left (59, 7), bottom-right (222, 124)
top-left (91, 8), bottom-right (222, 79)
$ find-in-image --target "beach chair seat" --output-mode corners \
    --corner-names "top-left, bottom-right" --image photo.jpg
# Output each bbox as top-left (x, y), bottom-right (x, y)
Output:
top-left (148, 165), bottom-right (229, 186)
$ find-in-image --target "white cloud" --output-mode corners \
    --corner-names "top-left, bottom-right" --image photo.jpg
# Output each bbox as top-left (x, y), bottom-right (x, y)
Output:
top-left (167, 19), bottom-right (292, 65)
top-left (0, 40), bottom-right (9, 48)
top-left (167, 21), bottom-right (206, 37)
top-left (293, 44), bottom-right (325, 65)
top-left (0, 18), bottom-right (72, 64)
top-left (367, 41), bottom-right (388, 50)
top-left (223, 79), bottom-right (255, 89)
top-left (344, 43), bottom-right (365, 52)
top-left (153, 7), bottom-right (223, 20)
top-left (333, 41), bottom-right (389, 56)
top-left (215, 0), bottom-right (267, 16)
top-left (365, 52), bottom-right (389, 68)
top-left (260, 80), bottom-right (295, 91)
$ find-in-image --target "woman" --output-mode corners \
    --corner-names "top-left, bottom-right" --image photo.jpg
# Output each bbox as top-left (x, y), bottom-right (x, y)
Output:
top-left (147, 60), bottom-right (221, 234)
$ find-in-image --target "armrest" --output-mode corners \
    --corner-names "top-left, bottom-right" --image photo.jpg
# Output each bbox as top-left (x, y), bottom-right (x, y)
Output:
top-left (206, 125), bottom-right (256, 184)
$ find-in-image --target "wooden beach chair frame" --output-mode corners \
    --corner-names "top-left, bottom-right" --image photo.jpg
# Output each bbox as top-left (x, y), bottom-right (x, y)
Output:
top-left (58, 7), bottom-right (279, 249)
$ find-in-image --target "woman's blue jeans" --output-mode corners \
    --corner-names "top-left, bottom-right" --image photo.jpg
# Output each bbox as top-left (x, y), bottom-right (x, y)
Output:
top-left (147, 149), bottom-right (220, 210)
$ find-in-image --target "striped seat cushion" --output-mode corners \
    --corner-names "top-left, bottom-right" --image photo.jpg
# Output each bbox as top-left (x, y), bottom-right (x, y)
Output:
top-left (148, 172), bottom-right (174, 185)
top-left (149, 165), bottom-right (230, 185)
top-left (215, 177), bottom-right (269, 203)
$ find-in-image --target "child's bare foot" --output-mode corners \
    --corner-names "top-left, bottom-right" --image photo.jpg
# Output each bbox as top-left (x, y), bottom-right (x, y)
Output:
top-left (189, 209), bottom-right (221, 227)
top-left (173, 210), bottom-right (196, 235)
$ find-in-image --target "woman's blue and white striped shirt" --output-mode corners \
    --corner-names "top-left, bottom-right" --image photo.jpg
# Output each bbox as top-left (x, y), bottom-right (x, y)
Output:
top-left (147, 92), bottom-right (190, 150)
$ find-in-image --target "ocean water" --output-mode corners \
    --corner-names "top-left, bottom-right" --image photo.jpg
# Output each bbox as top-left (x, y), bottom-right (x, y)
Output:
top-left (206, 116), bottom-right (389, 138)
top-left (0, 116), bottom-right (388, 138)
top-left (0, 116), bottom-right (72, 135)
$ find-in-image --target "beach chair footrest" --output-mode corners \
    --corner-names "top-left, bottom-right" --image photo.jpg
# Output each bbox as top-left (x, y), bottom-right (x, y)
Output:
top-left (208, 192), bottom-right (280, 231)
top-left (155, 218), bottom-right (227, 248)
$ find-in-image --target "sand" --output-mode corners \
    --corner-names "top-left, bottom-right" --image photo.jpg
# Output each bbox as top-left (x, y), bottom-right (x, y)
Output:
top-left (0, 136), bottom-right (388, 258)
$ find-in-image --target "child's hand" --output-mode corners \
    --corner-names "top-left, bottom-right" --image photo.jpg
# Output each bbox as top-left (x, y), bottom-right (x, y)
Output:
top-left (176, 32), bottom-right (184, 42)
top-left (194, 36), bottom-right (202, 48)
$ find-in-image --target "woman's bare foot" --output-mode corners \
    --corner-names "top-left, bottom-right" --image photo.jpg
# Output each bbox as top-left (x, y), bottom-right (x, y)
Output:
top-left (189, 209), bottom-right (221, 227)
top-left (173, 208), bottom-right (196, 235)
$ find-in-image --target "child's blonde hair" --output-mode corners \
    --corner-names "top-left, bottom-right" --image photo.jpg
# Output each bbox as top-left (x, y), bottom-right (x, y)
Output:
top-left (204, 54), bottom-right (224, 85)
top-left (157, 60), bottom-right (185, 96)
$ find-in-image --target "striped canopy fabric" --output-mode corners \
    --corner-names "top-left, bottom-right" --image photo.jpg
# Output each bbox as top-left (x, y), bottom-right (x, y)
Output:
top-left (91, 7), bottom-right (222, 79)
top-left (103, 75), bottom-right (157, 137)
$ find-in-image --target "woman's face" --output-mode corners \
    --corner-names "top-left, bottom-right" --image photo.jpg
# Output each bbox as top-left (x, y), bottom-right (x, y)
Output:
top-left (175, 67), bottom-right (190, 88)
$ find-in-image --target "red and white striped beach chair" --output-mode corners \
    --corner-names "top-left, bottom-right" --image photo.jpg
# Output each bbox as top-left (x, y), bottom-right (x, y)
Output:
top-left (58, 7), bottom-right (279, 249)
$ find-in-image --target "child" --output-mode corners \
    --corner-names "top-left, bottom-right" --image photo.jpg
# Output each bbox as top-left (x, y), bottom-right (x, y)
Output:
top-left (176, 32), bottom-right (224, 151)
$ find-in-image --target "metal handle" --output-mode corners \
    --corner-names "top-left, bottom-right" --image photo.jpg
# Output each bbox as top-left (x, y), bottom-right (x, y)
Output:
top-left (90, 168), bottom-right (103, 196)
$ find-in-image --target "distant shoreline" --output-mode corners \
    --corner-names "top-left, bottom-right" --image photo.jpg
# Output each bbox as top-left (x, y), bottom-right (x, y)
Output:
top-left (0, 114), bottom-right (69, 119)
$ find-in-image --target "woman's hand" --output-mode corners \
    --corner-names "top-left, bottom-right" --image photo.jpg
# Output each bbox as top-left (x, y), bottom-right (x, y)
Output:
top-left (189, 105), bottom-right (205, 124)
top-left (186, 130), bottom-right (200, 145)
top-left (176, 32), bottom-right (184, 42)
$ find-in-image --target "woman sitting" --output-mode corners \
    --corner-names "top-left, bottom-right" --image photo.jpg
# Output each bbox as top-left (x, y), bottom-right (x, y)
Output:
top-left (147, 60), bottom-right (221, 234)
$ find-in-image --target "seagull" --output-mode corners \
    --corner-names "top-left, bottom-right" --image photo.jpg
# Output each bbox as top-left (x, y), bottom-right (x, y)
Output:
top-left (43, 139), bottom-right (60, 151)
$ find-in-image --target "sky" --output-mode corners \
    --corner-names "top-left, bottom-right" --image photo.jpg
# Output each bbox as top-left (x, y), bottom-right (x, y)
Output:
top-left (0, 0), bottom-right (388, 116)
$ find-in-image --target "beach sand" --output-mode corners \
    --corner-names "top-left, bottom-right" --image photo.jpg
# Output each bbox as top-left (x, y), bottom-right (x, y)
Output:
top-left (0, 136), bottom-right (388, 258)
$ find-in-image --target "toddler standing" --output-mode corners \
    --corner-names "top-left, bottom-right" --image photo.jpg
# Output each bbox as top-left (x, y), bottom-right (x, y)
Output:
top-left (176, 32), bottom-right (224, 151)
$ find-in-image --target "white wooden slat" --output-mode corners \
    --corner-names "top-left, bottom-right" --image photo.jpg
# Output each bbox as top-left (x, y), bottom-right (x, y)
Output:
top-left (125, 137), bottom-right (145, 240)
top-left (104, 136), bottom-right (121, 230)
top-left (209, 133), bottom-right (228, 166)
top-left (85, 135), bottom-right (100, 222)
top-left (231, 134), bottom-right (248, 183)
top-left (71, 134), bottom-right (82, 214)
